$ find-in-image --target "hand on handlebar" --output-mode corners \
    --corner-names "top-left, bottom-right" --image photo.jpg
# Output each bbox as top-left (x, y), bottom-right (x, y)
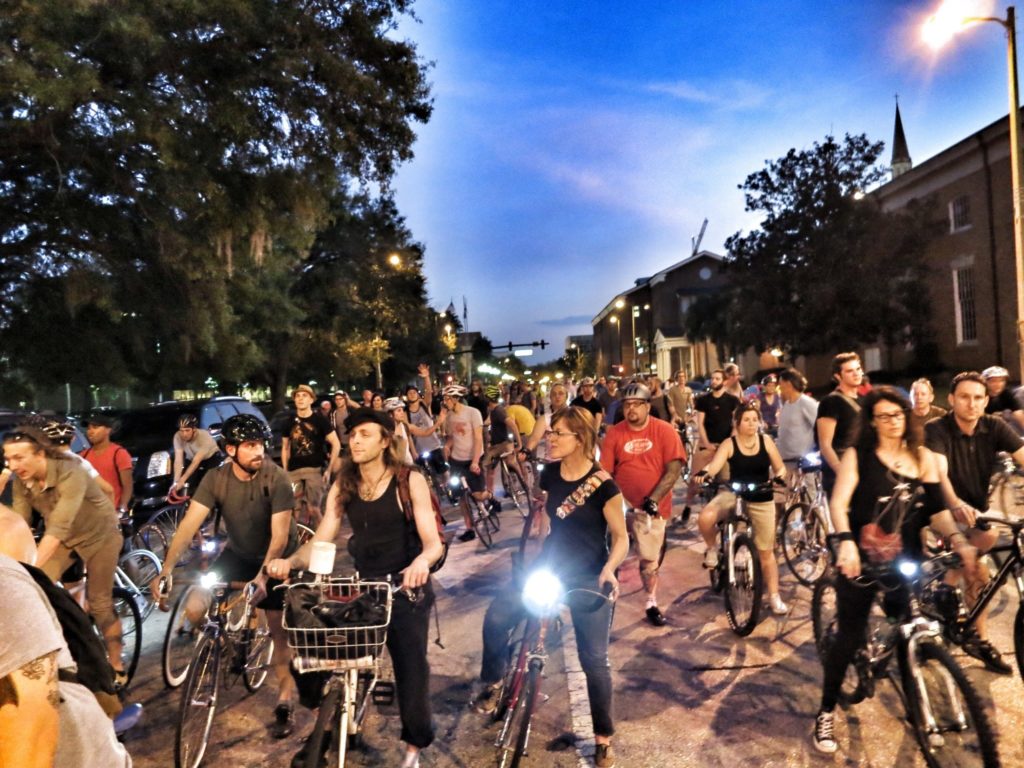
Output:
top-left (952, 504), bottom-right (979, 528)
top-left (598, 567), bottom-right (619, 602)
top-left (837, 540), bottom-right (861, 580)
top-left (156, 573), bottom-right (173, 611)
top-left (264, 558), bottom-right (293, 581)
top-left (401, 555), bottom-right (431, 590)
top-left (641, 497), bottom-right (659, 516)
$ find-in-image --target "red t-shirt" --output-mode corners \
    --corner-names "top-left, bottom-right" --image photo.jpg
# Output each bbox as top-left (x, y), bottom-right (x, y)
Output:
top-left (600, 417), bottom-right (685, 518)
top-left (80, 442), bottom-right (133, 508)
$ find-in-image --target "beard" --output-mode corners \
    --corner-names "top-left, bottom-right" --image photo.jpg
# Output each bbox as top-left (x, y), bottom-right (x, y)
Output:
top-left (710, 382), bottom-right (723, 392)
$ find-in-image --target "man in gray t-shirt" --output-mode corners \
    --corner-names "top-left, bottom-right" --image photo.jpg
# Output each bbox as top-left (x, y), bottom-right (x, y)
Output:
top-left (0, 552), bottom-right (131, 767)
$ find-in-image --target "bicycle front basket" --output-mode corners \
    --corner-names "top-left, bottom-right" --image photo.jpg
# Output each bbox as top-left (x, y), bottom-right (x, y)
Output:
top-left (283, 579), bottom-right (392, 662)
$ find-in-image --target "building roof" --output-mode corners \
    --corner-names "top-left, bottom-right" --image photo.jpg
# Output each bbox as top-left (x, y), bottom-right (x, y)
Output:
top-left (891, 102), bottom-right (912, 177)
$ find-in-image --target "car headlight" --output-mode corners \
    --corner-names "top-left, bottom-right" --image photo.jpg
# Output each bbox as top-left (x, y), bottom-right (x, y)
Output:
top-left (522, 569), bottom-right (563, 616)
top-left (146, 450), bottom-right (172, 479)
top-left (199, 571), bottom-right (220, 589)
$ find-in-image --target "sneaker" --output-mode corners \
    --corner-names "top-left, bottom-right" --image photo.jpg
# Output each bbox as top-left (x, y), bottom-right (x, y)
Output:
top-left (702, 548), bottom-right (719, 569)
top-left (645, 606), bottom-right (667, 627)
top-left (595, 742), bottom-right (616, 767)
top-left (113, 703), bottom-right (143, 735)
top-left (769, 594), bottom-right (789, 616)
top-left (813, 710), bottom-right (838, 754)
top-left (963, 635), bottom-right (1013, 674)
top-left (472, 682), bottom-right (502, 714)
top-left (272, 702), bottom-right (294, 739)
top-left (458, 529), bottom-right (476, 542)
top-left (487, 498), bottom-right (502, 514)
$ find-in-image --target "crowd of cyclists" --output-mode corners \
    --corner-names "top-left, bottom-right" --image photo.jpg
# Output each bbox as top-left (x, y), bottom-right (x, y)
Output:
top-left (1, 352), bottom-right (1023, 766)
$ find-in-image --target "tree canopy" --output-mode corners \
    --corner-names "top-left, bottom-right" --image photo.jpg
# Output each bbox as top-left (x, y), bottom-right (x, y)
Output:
top-left (0, 0), bottom-right (440, 407)
top-left (687, 133), bottom-right (938, 361)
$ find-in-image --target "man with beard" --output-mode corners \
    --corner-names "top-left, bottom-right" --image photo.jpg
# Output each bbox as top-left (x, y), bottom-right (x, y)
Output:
top-left (157, 414), bottom-right (300, 739)
top-left (816, 352), bottom-right (864, 497)
top-left (571, 377), bottom-right (605, 432)
top-left (694, 369), bottom-right (741, 476)
top-left (600, 382), bottom-right (684, 626)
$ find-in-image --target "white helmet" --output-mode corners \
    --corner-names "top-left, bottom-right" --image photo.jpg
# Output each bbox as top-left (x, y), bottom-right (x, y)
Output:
top-left (442, 384), bottom-right (468, 399)
top-left (982, 366), bottom-right (1010, 380)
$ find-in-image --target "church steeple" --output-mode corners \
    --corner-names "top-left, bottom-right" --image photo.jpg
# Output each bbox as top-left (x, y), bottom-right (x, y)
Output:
top-left (891, 98), bottom-right (912, 180)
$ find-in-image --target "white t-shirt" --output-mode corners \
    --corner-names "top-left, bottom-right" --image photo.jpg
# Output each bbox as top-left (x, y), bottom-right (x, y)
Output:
top-left (447, 405), bottom-right (483, 462)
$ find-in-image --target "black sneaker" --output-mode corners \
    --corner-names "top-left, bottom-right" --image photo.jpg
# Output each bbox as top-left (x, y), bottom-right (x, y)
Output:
top-left (813, 710), bottom-right (837, 754)
top-left (458, 529), bottom-right (476, 542)
top-left (272, 702), bottom-right (294, 739)
top-left (645, 606), bottom-right (667, 627)
top-left (963, 635), bottom-right (1013, 674)
top-left (488, 498), bottom-right (502, 514)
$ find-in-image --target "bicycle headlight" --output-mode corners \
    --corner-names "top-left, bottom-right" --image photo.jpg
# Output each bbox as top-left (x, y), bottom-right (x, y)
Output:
top-left (522, 569), bottom-right (563, 616)
top-left (421, 452), bottom-right (431, 460)
top-left (449, 476), bottom-right (461, 488)
top-left (199, 571), bottom-right (220, 589)
top-left (897, 560), bottom-right (919, 578)
top-left (201, 540), bottom-right (218, 554)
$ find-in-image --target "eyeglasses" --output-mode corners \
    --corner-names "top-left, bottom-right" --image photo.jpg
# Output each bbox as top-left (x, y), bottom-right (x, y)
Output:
top-left (874, 412), bottom-right (906, 424)
top-left (546, 430), bottom-right (577, 439)
top-left (623, 400), bottom-right (648, 408)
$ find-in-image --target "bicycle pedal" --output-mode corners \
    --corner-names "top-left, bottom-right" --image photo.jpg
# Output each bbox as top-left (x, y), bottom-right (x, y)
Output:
top-left (372, 681), bottom-right (396, 706)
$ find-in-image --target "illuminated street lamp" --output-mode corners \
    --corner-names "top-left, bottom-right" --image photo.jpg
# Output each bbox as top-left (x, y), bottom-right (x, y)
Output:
top-left (924, 2), bottom-right (1024, 380)
top-left (609, 315), bottom-right (621, 372)
top-left (388, 253), bottom-right (402, 267)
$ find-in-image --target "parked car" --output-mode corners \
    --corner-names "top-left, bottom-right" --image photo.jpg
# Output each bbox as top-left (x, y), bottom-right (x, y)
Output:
top-left (110, 396), bottom-right (270, 517)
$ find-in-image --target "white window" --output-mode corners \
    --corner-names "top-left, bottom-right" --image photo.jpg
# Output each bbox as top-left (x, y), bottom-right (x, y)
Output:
top-left (949, 195), bottom-right (971, 232)
top-left (953, 265), bottom-right (977, 344)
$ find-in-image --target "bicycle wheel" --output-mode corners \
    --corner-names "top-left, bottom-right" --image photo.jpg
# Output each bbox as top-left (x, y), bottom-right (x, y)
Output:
top-left (242, 609), bottom-right (274, 692)
top-left (991, 471), bottom-right (1024, 518)
top-left (900, 641), bottom-right (1001, 768)
top-left (470, 499), bottom-right (494, 549)
top-left (131, 522), bottom-right (168, 561)
top-left (175, 633), bottom-right (220, 768)
top-left (493, 622), bottom-right (529, 722)
top-left (779, 503), bottom-right (828, 587)
top-left (118, 548), bottom-right (162, 621)
top-left (724, 533), bottom-right (762, 636)
top-left (501, 463), bottom-right (531, 517)
top-left (113, 586), bottom-right (143, 685)
top-left (507, 664), bottom-right (542, 768)
top-left (164, 586), bottom-right (202, 688)
top-left (148, 504), bottom-right (195, 567)
top-left (303, 681), bottom-right (345, 768)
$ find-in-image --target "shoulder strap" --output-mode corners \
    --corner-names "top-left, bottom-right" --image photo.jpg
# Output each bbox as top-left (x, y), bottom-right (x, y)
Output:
top-left (553, 467), bottom-right (612, 521)
top-left (396, 464), bottom-right (414, 522)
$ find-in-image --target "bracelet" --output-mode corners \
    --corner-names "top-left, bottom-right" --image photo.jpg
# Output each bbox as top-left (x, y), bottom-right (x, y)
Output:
top-left (833, 531), bottom-right (855, 543)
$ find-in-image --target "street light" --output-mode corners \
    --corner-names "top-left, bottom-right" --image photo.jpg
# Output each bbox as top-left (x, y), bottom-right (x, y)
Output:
top-left (924, 1), bottom-right (1024, 380)
top-left (609, 315), bottom-right (621, 372)
top-left (388, 253), bottom-right (402, 267)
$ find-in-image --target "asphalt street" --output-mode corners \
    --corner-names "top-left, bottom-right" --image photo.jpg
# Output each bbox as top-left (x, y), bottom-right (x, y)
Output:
top-left (121, 481), bottom-right (1024, 767)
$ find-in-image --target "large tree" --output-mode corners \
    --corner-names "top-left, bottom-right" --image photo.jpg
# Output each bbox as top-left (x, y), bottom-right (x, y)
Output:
top-left (1, 0), bottom-right (432, 394)
top-left (691, 133), bottom-right (938, 362)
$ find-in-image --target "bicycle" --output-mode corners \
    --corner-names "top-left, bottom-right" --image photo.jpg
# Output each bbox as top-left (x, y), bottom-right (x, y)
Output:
top-left (811, 539), bottom-right (1000, 767)
top-left (493, 568), bottom-right (612, 768)
top-left (987, 452), bottom-right (1024, 517)
top-left (281, 573), bottom-right (397, 768)
top-left (496, 449), bottom-right (532, 517)
top-left (448, 467), bottom-right (499, 548)
top-left (161, 522), bottom-right (315, 689)
top-left (158, 573), bottom-right (274, 768)
top-left (701, 479), bottom-right (777, 636)
top-left (415, 450), bottom-right (451, 505)
top-left (777, 451), bottom-right (832, 587)
top-left (917, 512), bottom-right (1024, 682)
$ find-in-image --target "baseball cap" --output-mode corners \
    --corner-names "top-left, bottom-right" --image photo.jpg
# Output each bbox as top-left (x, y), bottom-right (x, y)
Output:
top-left (982, 366), bottom-right (1010, 380)
top-left (293, 384), bottom-right (316, 398)
top-left (83, 413), bottom-right (116, 428)
top-left (344, 407), bottom-right (396, 433)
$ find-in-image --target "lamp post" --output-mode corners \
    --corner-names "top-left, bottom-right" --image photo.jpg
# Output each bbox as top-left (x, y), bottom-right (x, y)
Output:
top-left (925, 3), bottom-right (1024, 380)
top-left (609, 315), bottom-right (620, 374)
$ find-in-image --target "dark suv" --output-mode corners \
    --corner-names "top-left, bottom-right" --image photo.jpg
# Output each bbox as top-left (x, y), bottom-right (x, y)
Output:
top-left (111, 397), bottom-right (269, 515)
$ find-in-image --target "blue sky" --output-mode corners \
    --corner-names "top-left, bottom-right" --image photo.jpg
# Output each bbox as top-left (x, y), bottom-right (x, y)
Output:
top-left (394, 0), bottom-right (1009, 362)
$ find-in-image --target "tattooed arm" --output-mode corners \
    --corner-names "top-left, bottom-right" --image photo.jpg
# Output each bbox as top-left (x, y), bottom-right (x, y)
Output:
top-left (0, 650), bottom-right (60, 768)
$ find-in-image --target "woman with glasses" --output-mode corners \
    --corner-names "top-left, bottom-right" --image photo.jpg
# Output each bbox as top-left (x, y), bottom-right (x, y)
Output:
top-left (812, 386), bottom-right (975, 755)
top-left (473, 406), bottom-right (628, 768)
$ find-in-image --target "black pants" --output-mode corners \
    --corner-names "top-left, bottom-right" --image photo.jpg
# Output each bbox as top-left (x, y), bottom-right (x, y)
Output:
top-left (820, 573), bottom-right (907, 712)
top-left (480, 582), bottom-right (615, 737)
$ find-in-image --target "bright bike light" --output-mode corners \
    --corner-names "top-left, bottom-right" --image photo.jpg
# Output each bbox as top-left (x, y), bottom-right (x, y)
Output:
top-left (897, 560), bottom-right (919, 578)
top-left (522, 569), bottom-right (563, 616)
top-left (199, 571), bottom-right (220, 589)
top-left (201, 540), bottom-right (218, 553)
top-left (421, 452), bottom-right (431, 460)
top-left (449, 476), bottom-right (461, 488)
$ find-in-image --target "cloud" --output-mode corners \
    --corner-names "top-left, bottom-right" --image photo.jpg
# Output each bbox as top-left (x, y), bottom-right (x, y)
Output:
top-left (538, 314), bottom-right (592, 327)
top-left (643, 78), bottom-right (772, 111)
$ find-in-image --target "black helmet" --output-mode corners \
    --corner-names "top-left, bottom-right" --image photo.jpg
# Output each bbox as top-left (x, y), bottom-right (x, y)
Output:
top-left (43, 420), bottom-right (77, 446)
top-left (222, 414), bottom-right (269, 446)
top-left (620, 382), bottom-right (651, 402)
top-left (178, 414), bottom-right (199, 429)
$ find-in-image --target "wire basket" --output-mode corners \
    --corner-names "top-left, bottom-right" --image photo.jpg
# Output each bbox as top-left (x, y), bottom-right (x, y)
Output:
top-left (282, 578), bottom-right (393, 668)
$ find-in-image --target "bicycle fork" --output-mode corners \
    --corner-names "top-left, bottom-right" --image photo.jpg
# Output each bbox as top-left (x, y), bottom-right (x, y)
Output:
top-left (902, 628), bottom-right (969, 740)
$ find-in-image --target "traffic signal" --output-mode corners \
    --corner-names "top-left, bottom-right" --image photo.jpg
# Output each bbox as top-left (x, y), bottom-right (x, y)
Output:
top-left (540, 340), bottom-right (547, 349)
top-left (508, 342), bottom-right (513, 352)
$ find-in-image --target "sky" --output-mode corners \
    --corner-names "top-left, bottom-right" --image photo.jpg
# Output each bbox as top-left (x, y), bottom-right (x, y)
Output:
top-left (393, 0), bottom-right (1009, 363)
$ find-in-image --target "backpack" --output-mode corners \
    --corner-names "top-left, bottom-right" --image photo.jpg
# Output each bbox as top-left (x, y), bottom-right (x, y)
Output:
top-left (19, 562), bottom-right (122, 717)
top-left (395, 464), bottom-right (450, 572)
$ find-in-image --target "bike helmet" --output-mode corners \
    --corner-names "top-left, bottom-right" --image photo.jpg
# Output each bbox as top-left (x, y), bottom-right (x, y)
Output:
top-left (42, 420), bottom-right (77, 446)
top-left (485, 384), bottom-right (502, 402)
top-left (442, 384), bottom-right (468, 399)
top-left (382, 397), bottom-right (405, 412)
top-left (178, 414), bottom-right (199, 429)
top-left (982, 366), bottom-right (1010, 380)
top-left (221, 414), bottom-right (270, 445)
top-left (619, 382), bottom-right (651, 402)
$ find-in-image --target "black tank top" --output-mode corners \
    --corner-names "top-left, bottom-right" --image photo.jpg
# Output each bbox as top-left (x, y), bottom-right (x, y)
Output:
top-left (728, 435), bottom-right (772, 501)
top-left (343, 475), bottom-right (411, 578)
top-left (849, 450), bottom-right (922, 546)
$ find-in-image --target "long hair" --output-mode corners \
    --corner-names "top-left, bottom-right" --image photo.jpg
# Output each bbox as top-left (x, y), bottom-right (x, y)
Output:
top-left (852, 386), bottom-right (922, 469)
top-left (334, 424), bottom-right (407, 511)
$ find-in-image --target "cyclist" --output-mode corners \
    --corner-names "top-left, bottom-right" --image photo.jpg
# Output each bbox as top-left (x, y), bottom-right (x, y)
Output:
top-left (812, 387), bottom-right (974, 754)
top-left (482, 387), bottom-right (527, 499)
top-left (43, 420), bottom-right (116, 503)
top-left (169, 413), bottom-right (222, 495)
top-left (816, 352), bottom-right (864, 499)
top-left (908, 377), bottom-right (946, 435)
top-left (753, 374), bottom-right (782, 437)
top-left (691, 369), bottom-right (741, 495)
top-left (384, 397), bottom-right (416, 464)
top-left (157, 414), bottom-right (300, 739)
top-left (81, 414), bottom-right (133, 515)
top-left (473, 405), bottom-right (627, 768)
top-left (4, 426), bottom-right (126, 686)
top-left (981, 365), bottom-right (1024, 433)
top-left (695, 402), bottom-right (790, 615)
top-left (266, 407), bottom-right (443, 768)
top-left (571, 377), bottom-right (605, 432)
top-left (442, 384), bottom-right (493, 541)
top-left (405, 384), bottom-right (447, 478)
top-left (600, 382), bottom-right (683, 626)
top-left (925, 370), bottom-right (1024, 673)
top-left (282, 384), bottom-right (341, 527)
top-left (723, 363), bottom-right (745, 402)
